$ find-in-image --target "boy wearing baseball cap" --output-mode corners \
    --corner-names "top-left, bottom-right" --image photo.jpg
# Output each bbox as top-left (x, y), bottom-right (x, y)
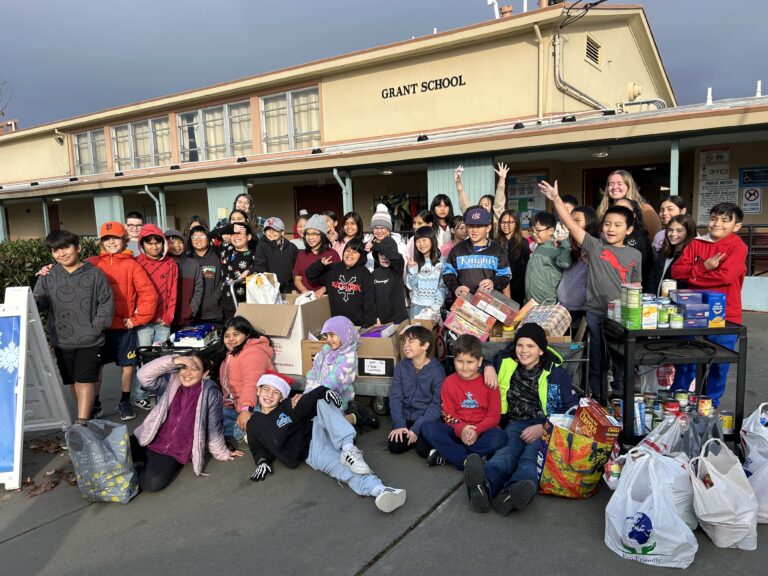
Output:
top-left (246, 371), bottom-right (407, 513)
top-left (254, 216), bottom-right (299, 293)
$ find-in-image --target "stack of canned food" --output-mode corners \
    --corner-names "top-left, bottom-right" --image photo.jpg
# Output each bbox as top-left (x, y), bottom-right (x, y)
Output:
top-left (608, 282), bottom-right (684, 330)
top-left (609, 390), bottom-right (735, 436)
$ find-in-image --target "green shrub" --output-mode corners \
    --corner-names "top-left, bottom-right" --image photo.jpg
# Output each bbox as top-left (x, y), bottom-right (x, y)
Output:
top-left (0, 237), bottom-right (100, 293)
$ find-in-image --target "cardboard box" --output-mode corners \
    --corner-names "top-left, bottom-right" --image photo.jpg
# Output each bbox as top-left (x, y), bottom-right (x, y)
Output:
top-left (395, 319), bottom-right (439, 356)
top-left (357, 333), bottom-right (399, 377)
top-left (571, 398), bottom-right (622, 444)
top-left (236, 294), bottom-right (331, 374)
top-left (444, 297), bottom-right (497, 341)
top-left (300, 339), bottom-right (325, 374)
top-left (699, 290), bottom-right (727, 327)
top-left (511, 298), bottom-right (538, 327)
top-left (683, 318), bottom-right (709, 329)
top-left (487, 323), bottom-right (572, 343)
top-left (680, 303), bottom-right (710, 319)
top-left (470, 289), bottom-right (520, 326)
top-left (670, 289), bottom-right (703, 305)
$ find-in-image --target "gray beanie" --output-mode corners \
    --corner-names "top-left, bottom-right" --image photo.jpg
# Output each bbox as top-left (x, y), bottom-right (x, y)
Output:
top-left (371, 203), bottom-right (392, 230)
top-left (304, 214), bottom-right (328, 237)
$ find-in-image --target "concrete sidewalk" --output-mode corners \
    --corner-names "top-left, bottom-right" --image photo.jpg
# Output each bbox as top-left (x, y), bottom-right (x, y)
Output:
top-left (1, 313), bottom-right (767, 576)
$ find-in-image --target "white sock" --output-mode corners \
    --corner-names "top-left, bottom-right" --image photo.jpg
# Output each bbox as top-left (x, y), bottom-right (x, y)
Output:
top-left (341, 443), bottom-right (355, 453)
top-left (371, 484), bottom-right (385, 497)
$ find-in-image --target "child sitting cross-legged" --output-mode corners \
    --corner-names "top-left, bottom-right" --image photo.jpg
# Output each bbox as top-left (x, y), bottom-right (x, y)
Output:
top-left (246, 372), bottom-right (407, 513)
top-left (420, 334), bottom-right (507, 470)
top-left (463, 323), bottom-right (577, 515)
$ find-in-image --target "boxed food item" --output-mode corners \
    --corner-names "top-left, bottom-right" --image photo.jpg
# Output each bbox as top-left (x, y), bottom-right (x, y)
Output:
top-left (444, 297), bottom-right (496, 341)
top-left (571, 397), bottom-right (622, 444)
top-left (699, 290), bottom-right (727, 327)
top-left (670, 289), bottom-right (703, 305)
top-left (683, 318), bottom-right (709, 329)
top-left (470, 289), bottom-right (520, 326)
top-left (172, 324), bottom-right (217, 348)
top-left (511, 299), bottom-right (538, 327)
top-left (680, 303), bottom-right (710, 319)
top-left (641, 302), bottom-right (658, 329)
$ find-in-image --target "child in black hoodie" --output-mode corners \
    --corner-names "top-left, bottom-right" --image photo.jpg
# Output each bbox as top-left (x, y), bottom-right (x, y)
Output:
top-left (253, 216), bottom-right (298, 294)
top-left (306, 239), bottom-right (375, 327)
top-left (371, 236), bottom-right (408, 324)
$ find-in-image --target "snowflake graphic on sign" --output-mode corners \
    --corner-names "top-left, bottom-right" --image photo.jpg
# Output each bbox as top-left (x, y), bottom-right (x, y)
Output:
top-left (0, 340), bottom-right (19, 373)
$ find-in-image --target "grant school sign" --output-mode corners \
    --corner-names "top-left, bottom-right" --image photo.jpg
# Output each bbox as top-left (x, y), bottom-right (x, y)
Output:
top-left (381, 75), bottom-right (467, 99)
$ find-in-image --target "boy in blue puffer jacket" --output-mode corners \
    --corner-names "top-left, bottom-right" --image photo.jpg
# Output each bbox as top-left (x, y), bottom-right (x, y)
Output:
top-left (464, 323), bottom-right (577, 515)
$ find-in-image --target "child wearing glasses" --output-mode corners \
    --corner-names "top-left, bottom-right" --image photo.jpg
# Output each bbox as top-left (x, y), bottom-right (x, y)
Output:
top-left (524, 211), bottom-right (571, 304)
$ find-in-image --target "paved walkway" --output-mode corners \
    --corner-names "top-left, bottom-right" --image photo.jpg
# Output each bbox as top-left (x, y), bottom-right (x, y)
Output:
top-left (1, 313), bottom-right (767, 575)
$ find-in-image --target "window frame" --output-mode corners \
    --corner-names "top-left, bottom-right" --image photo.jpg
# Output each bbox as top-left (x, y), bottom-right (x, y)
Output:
top-left (111, 116), bottom-right (171, 171)
top-left (177, 100), bottom-right (251, 163)
top-left (259, 86), bottom-right (320, 154)
top-left (73, 129), bottom-right (108, 176)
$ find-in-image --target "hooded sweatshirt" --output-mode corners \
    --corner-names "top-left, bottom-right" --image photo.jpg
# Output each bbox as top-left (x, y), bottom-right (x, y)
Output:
top-left (172, 252), bottom-right (203, 328)
top-left (220, 336), bottom-right (275, 411)
top-left (191, 247), bottom-right (224, 322)
top-left (305, 255), bottom-right (375, 328)
top-left (253, 236), bottom-right (299, 293)
top-left (136, 224), bottom-right (179, 325)
top-left (371, 237), bottom-right (408, 324)
top-left (670, 232), bottom-right (747, 323)
top-left (442, 238), bottom-right (511, 305)
top-left (389, 356), bottom-right (445, 436)
top-left (33, 261), bottom-right (114, 349)
top-left (525, 238), bottom-right (572, 304)
top-left (305, 316), bottom-right (359, 409)
top-left (87, 250), bottom-right (158, 329)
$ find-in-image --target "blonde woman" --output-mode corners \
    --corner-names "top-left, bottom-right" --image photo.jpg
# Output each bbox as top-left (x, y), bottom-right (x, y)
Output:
top-left (596, 170), bottom-right (662, 239)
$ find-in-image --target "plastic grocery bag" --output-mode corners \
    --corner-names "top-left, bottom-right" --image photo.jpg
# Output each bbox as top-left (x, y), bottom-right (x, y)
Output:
top-left (690, 438), bottom-right (758, 550)
top-left (605, 449), bottom-right (698, 568)
top-left (65, 420), bottom-right (138, 504)
top-left (640, 414), bottom-right (687, 455)
top-left (246, 273), bottom-right (281, 304)
top-left (681, 412), bottom-right (723, 459)
top-left (740, 402), bottom-right (768, 523)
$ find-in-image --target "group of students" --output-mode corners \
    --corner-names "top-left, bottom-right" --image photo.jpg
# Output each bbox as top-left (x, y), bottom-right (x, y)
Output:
top-left (32, 165), bottom-right (747, 515)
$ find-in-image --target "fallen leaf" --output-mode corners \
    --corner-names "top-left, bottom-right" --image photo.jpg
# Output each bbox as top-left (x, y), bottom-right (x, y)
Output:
top-left (45, 468), bottom-right (58, 476)
top-left (26, 480), bottom-right (59, 498)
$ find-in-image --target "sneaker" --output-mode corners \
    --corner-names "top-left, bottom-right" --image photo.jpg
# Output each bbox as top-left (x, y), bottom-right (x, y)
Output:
top-left (348, 400), bottom-right (380, 430)
top-left (492, 480), bottom-right (537, 516)
top-left (118, 401), bottom-right (136, 421)
top-left (426, 448), bottom-right (446, 467)
top-left (91, 401), bottom-right (103, 419)
top-left (375, 487), bottom-right (407, 513)
top-left (463, 453), bottom-right (490, 513)
top-left (340, 446), bottom-right (372, 475)
top-left (133, 398), bottom-right (152, 411)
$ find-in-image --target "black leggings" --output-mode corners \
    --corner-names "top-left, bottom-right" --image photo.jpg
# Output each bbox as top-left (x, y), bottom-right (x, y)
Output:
top-left (387, 419), bottom-right (432, 458)
top-left (130, 435), bottom-right (183, 492)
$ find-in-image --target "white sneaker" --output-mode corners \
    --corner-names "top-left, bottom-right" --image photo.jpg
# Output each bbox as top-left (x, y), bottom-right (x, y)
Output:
top-left (340, 446), bottom-right (372, 475)
top-left (375, 487), bottom-right (407, 513)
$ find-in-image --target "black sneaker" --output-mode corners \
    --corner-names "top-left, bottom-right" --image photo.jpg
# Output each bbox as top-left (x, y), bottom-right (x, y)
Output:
top-left (134, 398), bottom-right (152, 411)
top-left (91, 401), bottom-right (103, 419)
top-left (118, 400), bottom-right (136, 421)
top-left (426, 448), bottom-right (446, 467)
top-left (348, 401), bottom-right (380, 430)
top-left (492, 480), bottom-right (537, 516)
top-left (463, 453), bottom-right (490, 513)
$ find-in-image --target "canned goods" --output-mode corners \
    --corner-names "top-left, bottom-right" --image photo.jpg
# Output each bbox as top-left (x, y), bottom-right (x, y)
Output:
top-left (674, 391), bottom-right (689, 408)
top-left (643, 392), bottom-right (656, 409)
top-left (611, 398), bottom-right (623, 420)
top-left (670, 313), bottom-right (684, 329)
top-left (657, 305), bottom-right (670, 325)
top-left (634, 396), bottom-right (646, 435)
top-left (653, 398), bottom-right (664, 421)
top-left (624, 285), bottom-right (642, 308)
top-left (688, 393), bottom-right (698, 407)
top-left (698, 395), bottom-right (713, 417)
top-left (657, 322), bottom-right (670, 329)
top-left (719, 410), bottom-right (735, 434)
top-left (656, 297), bottom-right (671, 306)
top-left (660, 279), bottom-right (677, 297)
top-left (664, 399), bottom-right (681, 418)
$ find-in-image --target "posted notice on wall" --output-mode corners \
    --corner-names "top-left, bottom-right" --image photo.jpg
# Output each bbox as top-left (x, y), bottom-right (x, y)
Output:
top-left (697, 179), bottom-right (738, 225)
top-left (741, 187), bottom-right (762, 214)
top-left (699, 145), bottom-right (730, 182)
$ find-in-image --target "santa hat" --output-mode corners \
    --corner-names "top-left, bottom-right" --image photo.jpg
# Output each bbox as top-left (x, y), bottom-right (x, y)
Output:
top-left (257, 370), bottom-right (294, 400)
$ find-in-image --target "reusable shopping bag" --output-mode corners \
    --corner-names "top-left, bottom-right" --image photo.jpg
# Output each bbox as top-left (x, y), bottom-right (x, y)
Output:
top-left (740, 402), bottom-right (768, 523)
top-left (681, 411), bottom-right (723, 459)
top-left (519, 304), bottom-right (571, 337)
top-left (246, 273), bottom-right (281, 304)
top-left (690, 438), bottom-right (758, 550)
top-left (605, 449), bottom-right (698, 568)
top-left (65, 420), bottom-right (138, 504)
top-left (537, 412), bottom-right (613, 499)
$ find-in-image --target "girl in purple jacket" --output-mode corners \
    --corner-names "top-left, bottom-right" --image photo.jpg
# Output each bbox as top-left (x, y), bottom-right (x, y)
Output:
top-left (132, 352), bottom-right (243, 492)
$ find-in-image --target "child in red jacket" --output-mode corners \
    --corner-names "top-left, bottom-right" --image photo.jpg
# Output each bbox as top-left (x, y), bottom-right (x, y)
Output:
top-left (420, 334), bottom-right (506, 470)
top-left (671, 202), bottom-right (747, 406)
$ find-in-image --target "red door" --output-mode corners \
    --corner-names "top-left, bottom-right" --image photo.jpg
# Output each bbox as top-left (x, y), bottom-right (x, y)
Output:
top-left (293, 184), bottom-right (344, 220)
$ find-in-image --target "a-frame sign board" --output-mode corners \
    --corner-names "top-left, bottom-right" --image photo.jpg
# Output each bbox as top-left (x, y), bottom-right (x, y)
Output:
top-left (0, 287), bottom-right (71, 490)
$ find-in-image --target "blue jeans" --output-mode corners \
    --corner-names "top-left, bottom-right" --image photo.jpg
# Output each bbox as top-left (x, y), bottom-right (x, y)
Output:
top-left (133, 323), bottom-right (171, 403)
top-left (484, 419), bottom-right (542, 498)
top-left (705, 334), bottom-right (738, 406)
top-left (420, 421), bottom-right (507, 470)
top-left (222, 407), bottom-right (246, 442)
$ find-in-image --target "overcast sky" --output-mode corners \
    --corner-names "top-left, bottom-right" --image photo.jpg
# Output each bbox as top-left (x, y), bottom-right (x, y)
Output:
top-left (1, 0), bottom-right (764, 128)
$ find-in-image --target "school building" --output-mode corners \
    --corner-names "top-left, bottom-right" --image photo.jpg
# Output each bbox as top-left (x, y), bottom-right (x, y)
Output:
top-left (0, 2), bottom-right (766, 244)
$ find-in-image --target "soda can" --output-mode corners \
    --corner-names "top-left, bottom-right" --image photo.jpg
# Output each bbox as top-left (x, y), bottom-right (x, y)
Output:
top-left (719, 410), bottom-right (735, 434)
top-left (634, 395), bottom-right (646, 435)
top-left (664, 399), bottom-right (681, 418)
top-left (611, 398), bottom-right (623, 420)
top-left (674, 391), bottom-right (689, 408)
top-left (653, 398), bottom-right (664, 421)
top-left (698, 395), bottom-right (713, 417)
top-left (687, 393), bottom-right (698, 407)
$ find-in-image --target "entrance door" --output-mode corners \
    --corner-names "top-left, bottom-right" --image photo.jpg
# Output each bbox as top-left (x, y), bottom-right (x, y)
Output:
top-left (294, 184), bottom-right (344, 219)
top-left (583, 164), bottom-right (670, 210)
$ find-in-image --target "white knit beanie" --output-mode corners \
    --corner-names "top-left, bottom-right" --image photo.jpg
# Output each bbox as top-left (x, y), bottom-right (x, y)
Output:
top-left (304, 214), bottom-right (329, 237)
top-left (371, 203), bottom-right (392, 230)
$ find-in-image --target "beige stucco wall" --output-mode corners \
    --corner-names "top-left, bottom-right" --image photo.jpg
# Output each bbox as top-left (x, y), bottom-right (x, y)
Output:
top-left (0, 134), bottom-right (72, 183)
top-left (6, 201), bottom-right (45, 239)
top-left (55, 197), bottom-right (97, 236)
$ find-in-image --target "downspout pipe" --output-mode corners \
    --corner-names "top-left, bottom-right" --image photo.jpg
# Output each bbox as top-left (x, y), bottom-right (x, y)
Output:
top-left (333, 169), bottom-right (353, 214)
top-left (621, 98), bottom-right (667, 110)
top-left (143, 185), bottom-right (165, 230)
top-left (534, 24), bottom-right (544, 123)
top-left (553, 33), bottom-right (606, 110)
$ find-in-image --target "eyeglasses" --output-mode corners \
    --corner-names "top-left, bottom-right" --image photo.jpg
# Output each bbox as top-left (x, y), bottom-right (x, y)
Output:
top-left (191, 235), bottom-right (208, 241)
top-left (125, 224), bottom-right (142, 229)
top-left (499, 220), bottom-right (514, 226)
top-left (304, 231), bottom-right (321, 237)
top-left (531, 226), bottom-right (552, 235)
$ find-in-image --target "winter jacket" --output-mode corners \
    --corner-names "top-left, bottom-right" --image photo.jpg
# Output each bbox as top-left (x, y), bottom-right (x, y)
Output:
top-left (253, 237), bottom-right (298, 293)
top-left (406, 258), bottom-right (445, 313)
top-left (305, 258), bottom-right (375, 327)
top-left (525, 238), bottom-right (571, 304)
top-left (648, 251), bottom-right (687, 297)
top-left (136, 225), bottom-right (179, 325)
top-left (246, 386), bottom-right (328, 468)
top-left (671, 233), bottom-right (747, 323)
top-left (219, 337), bottom-right (275, 411)
top-left (389, 357), bottom-right (445, 436)
top-left (442, 239), bottom-right (511, 304)
top-left (210, 224), bottom-right (257, 303)
top-left (191, 247), bottom-right (223, 322)
top-left (134, 355), bottom-right (230, 476)
top-left (440, 373), bottom-right (501, 437)
top-left (87, 250), bottom-right (157, 329)
top-left (505, 238), bottom-right (530, 306)
top-left (371, 237), bottom-right (408, 324)
top-left (33, 261), bottom-right (114, 349)
top-left (493, 346), bottom-right (578, 416)
top-left (557, 258), bottom-right (588, 312)
top-left (173, 253), bottom-right (203, 327)
top-left (625, 228), bottom-right (654, 293)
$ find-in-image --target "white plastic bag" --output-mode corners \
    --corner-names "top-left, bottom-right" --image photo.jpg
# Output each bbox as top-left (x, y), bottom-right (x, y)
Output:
top-left (690, 438), bottom-right (758, 550)
top-left (748, 462), bottom-right (768, 523)
top-left (605, 450), bottom-right (698, 568)
top-left (741, 402), bottom-right (768, 477)
top-left (246, 273), bottom-right (281, 304)
top-left (639, 414), bottom-right (687, 455)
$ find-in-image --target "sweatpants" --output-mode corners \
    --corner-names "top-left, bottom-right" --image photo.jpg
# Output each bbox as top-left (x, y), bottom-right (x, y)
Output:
top-left (306, 400), bottom-right (383, 496)
top-left (420, 421), bottom-right (507, 470)
top-left (130, 435), bottom-right (183, 492)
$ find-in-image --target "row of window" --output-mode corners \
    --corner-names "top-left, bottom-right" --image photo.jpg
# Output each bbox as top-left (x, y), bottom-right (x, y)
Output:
top-left (73, 87), bottom-right (321, 176)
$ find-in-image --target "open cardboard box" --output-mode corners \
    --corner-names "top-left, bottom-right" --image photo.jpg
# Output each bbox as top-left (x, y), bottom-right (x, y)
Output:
top-left (357, 330), bottom-right (400, 378)
top-left (236, 294), bottom-right (331, 374)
